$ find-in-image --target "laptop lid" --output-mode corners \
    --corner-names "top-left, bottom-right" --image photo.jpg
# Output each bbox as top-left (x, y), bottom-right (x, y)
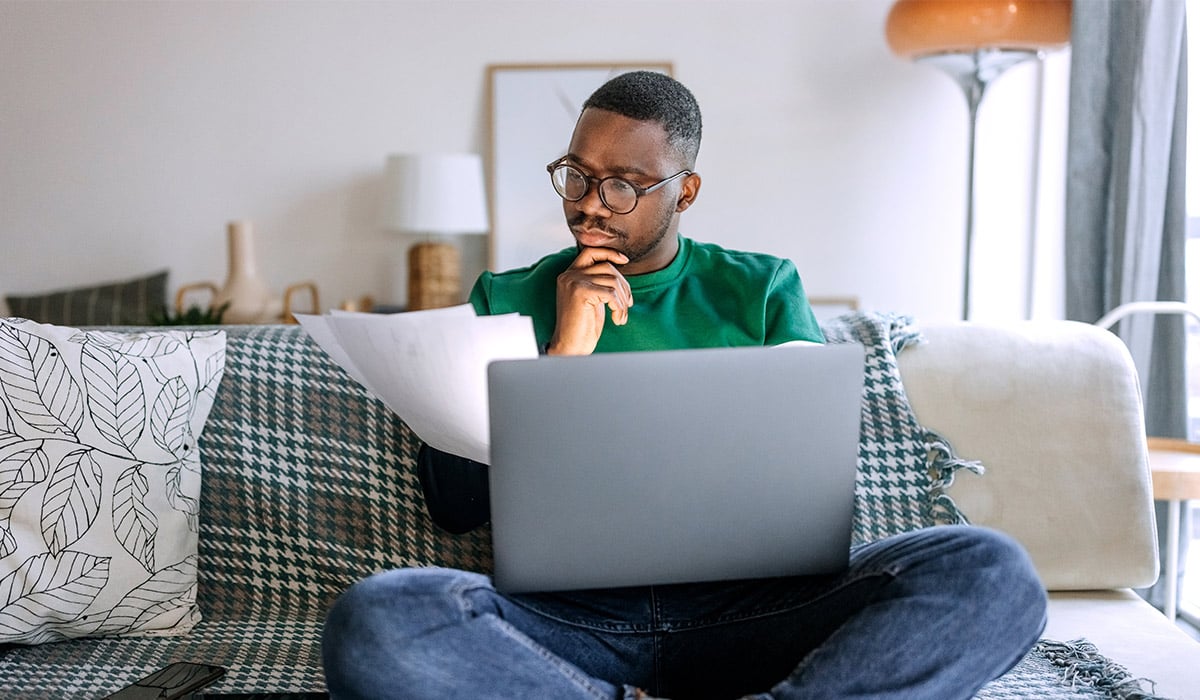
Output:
top-left (486, 343), bottom-right (864, 593)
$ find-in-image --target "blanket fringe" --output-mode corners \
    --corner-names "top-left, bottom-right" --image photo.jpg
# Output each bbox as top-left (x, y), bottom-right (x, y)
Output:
top-left (1036, 639), bottom-right (1170, 700)
top-left (923, 430), bottom-right (984, 525)
top-left (885, 313), bottom-right (924, 355)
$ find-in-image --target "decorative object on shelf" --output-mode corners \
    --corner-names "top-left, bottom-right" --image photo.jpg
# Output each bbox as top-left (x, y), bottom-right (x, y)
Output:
top-left (486, 62), bottom-right (672, 273)
top-left (885, 0), bottom-right (1071, 320)
top-left (338, 294), bottom-right (377, 313)
top-left (211, 220), bottom-right (284, 324)
top-left (281, 282), bottom-right (320, 324)
top-left (175, 220), bottom-right (321, 324)
top-left (152, 299), bottom-right (230, 326)
top-left (381, 153), bottom-right (489, 310)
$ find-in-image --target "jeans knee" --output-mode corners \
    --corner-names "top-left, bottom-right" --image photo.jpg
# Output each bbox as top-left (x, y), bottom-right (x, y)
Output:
top-left (949, 526), bottom-right (1047, 632)
top-left (326, 567), bottom-right (489, 634)
top-left (322, 567), bottom-right (492, 692)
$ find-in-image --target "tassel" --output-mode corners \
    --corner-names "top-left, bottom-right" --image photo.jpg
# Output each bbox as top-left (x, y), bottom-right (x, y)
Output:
top-left (1036, 639), bottom-right (1168, 700)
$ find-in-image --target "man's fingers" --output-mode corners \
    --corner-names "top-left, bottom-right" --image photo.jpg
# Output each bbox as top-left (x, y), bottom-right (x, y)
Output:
top-left (551, 246), bottom-right (635, 352)
top-left (610, 301), bottom-right (629, 326)
top-left (570, 246), bottom-right (630, 269)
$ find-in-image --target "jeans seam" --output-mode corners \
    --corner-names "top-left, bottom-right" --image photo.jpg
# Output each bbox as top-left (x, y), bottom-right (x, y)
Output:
top-left (650, 585), bottom-right (663, 694)
top-left (492, 615), bottom-right (617, 700)
top-left (451, 575), bottom-right (497, 618)
top-left (454, 579), bottom-right (616, 700)
top-left (505, 597), bottom-right (654, 634)
top-left (662, 570), bottom-right (898, 632)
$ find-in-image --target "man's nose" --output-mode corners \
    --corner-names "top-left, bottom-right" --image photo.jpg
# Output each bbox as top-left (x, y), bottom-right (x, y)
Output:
top-left (573, 183), bottom-right (611, 218)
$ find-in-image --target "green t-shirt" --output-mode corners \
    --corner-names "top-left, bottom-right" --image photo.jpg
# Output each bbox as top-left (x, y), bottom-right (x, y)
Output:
top-left (469, 235), bottom-right (824, 352)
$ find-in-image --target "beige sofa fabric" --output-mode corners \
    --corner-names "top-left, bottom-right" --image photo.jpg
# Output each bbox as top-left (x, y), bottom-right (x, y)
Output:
top-left (897, 321), bottom-right (1159, 591)
top-left (1046, 591), bottom-right (1200, 698)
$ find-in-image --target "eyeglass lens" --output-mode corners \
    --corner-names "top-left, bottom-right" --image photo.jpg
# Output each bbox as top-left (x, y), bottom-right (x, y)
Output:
top-left (552, 165), bottom-right (639, 214)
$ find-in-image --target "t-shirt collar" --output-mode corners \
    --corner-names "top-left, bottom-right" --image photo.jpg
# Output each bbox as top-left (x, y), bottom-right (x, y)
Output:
top-left (625, 234), bottom-right (690, 292)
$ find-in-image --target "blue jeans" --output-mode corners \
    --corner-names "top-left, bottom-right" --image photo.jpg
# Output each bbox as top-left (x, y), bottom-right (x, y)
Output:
top-left (322, 525), bottom-right (1046, 699)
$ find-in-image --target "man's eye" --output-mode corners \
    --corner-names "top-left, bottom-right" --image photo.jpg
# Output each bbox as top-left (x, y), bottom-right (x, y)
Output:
top-left (608, 179), bottom-right (636, 195)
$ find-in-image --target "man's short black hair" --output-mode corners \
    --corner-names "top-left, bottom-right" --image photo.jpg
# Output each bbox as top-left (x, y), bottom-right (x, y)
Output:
top-left (582, 71), bottom-right (702, 168)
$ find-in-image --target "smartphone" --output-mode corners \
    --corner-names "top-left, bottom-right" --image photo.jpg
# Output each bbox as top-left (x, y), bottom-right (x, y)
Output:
top-left (102, 661), bottom-right (226, 699)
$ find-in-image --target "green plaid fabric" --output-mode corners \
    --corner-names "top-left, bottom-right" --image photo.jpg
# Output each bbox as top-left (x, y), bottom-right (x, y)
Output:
top-left (820, 312), bottom-right (977, 544)
top-left (192, 325), bottom-right (492, 623)
top-left (0, 317), bottom-right (1164, 699)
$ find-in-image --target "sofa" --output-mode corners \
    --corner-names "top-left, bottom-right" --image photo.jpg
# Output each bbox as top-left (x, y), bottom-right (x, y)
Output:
top-left (1, 314), bottom-right (1199, 699)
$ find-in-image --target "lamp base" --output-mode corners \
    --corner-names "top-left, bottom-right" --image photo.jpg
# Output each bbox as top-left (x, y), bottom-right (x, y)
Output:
top-left (408, 241), bottom-right (461, 310)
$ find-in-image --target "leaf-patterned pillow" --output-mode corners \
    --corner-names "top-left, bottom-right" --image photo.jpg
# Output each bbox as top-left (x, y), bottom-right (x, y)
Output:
top-left (0, 318), bottom-right (225, 645)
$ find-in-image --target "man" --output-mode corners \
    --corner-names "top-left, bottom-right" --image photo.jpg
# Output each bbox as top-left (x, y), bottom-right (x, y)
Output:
top-left (322, 71), bottom-right (1046, 700)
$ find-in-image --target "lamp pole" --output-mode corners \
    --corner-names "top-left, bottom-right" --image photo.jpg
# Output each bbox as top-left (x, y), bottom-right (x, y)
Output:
top-left (884, 0), bottom-right (1072, 321)
top-left (919, 50), bottom-right (1040, 320)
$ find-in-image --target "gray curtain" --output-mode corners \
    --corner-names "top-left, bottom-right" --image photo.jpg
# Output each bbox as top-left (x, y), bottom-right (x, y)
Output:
top-left (1065, 0), bottom-right (1188, 439)
top-left (1064, 0), bottom-right (1188, 611)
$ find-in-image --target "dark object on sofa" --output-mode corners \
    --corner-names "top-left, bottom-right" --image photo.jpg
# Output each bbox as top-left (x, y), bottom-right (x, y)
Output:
top-left (5, 270), bottom-right (169, 326)
top-left (416, 443), bottom-right (491, 534)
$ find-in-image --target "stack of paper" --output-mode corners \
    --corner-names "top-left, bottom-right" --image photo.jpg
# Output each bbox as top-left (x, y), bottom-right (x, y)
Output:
top-left (295, 305), bottom-right (539, 464)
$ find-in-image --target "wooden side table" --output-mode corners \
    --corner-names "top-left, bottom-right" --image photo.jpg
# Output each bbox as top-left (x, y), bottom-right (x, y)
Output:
top-left (1146, 437), bottom-right (1200, 621)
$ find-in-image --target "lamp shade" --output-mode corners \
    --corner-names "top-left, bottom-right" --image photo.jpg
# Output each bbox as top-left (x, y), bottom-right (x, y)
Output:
top-left (381, 153), bottom-right (489, 234)
top-left (885, 0), bottom-right (1071, 58)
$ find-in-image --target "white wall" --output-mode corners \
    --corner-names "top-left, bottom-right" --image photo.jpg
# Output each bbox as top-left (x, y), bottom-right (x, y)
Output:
top-left (0, 0), bottom-right (1067, 323)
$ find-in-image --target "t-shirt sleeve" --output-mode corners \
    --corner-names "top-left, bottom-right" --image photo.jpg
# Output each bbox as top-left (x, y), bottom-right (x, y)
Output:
top-left (467, 272), bottom-right (493, 316)
top-left (764, 259), bottom-right (825, 345)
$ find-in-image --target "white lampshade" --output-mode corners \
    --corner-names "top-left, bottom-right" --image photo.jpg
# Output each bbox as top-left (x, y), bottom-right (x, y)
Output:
top-left (381, 153), bottom-right (489, 234)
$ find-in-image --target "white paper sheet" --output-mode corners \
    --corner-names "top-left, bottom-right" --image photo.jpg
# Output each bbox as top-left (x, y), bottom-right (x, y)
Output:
top-left (296, 305), bottom-right (538, 464)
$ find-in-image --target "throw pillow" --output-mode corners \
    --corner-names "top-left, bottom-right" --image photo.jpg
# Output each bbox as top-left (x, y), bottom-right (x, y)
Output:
top-left (5, 270), bottom-right (169, 326)
top-left (0, 318), bottom-right (226, 645)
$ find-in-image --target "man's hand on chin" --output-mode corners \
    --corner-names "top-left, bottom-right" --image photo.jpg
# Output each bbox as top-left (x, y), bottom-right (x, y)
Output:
top-left (547, 247), bottom-right (633, 356)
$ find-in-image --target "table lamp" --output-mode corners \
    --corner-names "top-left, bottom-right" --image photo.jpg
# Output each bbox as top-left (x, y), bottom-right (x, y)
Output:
top-left (381, 153), bottom-right (489, 310)
top-left (885, 0), bottom-right (1071, 320)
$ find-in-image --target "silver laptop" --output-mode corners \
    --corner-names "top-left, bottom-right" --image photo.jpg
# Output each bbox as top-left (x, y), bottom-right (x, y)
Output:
top-left (486, 343), bottom-right (864, 593)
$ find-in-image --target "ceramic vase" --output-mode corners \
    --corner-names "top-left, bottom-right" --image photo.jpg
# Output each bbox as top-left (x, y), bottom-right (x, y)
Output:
top-left (211, 220), bottom-right (283, 324)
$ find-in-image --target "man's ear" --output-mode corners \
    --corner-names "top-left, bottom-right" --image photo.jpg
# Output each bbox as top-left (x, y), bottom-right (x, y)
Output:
top-left (676, 172), bottom-right (702, 213)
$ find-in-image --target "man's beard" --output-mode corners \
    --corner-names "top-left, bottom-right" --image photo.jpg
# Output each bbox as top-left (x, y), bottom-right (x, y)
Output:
top-left (568, 203), bottom-right (675, 266)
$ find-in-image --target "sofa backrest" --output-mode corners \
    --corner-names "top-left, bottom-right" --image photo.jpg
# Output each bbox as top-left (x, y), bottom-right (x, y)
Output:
top-left (196, 325), bottom-right (491, 622)
top-left (897, 321), bottom-right (1159, 591)
top-left (195, 318), bottom-right (1157, 623)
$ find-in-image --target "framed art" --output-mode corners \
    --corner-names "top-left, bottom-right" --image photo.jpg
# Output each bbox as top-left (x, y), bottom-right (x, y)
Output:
top-left (485, 62), bottom-right (673, 272)
top-left (809, 296), bottom-right (861, 322)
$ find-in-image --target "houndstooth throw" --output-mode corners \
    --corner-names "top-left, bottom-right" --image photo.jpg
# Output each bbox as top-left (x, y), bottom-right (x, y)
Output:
top-left (0, 317), bottom-right (1167, 699)
top-left (820, 312), bottom-right (978, 544)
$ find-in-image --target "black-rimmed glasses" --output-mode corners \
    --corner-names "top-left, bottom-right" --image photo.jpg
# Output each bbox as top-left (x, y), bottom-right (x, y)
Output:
top-left (546, 159), bottom-right (691, 215)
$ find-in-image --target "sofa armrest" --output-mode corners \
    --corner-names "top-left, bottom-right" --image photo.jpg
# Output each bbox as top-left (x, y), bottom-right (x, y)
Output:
top-left (897, 320), bottom-right (1158, 591)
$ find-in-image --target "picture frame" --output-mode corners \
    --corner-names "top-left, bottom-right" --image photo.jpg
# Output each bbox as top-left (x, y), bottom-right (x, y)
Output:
top-left (485, 62), bottom-right (673, 272)
top-left (808, 296), bottom-right (861, 323)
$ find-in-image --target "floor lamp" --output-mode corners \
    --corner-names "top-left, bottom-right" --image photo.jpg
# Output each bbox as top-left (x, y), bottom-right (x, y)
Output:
top-left (885, 0), bottom-right (1071, 320)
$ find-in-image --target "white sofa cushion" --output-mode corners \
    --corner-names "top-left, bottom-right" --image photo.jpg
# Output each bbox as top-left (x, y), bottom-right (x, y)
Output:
top-left (897, 321), bottom-right (1158, 590)
top-left (0, 319), bottom-right (226, 644)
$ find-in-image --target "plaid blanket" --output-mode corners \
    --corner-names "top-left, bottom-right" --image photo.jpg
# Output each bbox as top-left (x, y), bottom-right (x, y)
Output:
top-left (0, 316), bottom-right (1165, 699)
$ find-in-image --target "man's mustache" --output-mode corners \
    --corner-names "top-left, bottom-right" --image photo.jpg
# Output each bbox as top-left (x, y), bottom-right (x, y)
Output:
top-left (568, 213), bottom-right (617, 235)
